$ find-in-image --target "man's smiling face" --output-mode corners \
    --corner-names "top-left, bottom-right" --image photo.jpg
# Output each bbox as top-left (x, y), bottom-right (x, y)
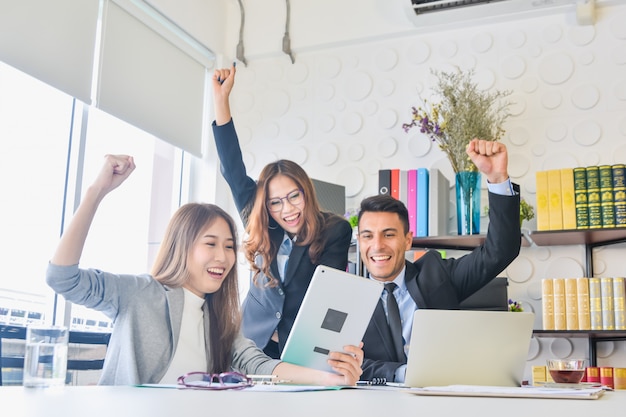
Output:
top-left (357, 211), bottom-right (412, 283)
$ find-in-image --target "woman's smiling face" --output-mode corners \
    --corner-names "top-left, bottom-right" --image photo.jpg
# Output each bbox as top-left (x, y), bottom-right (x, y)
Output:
top-left (184, 217), bottom-right (236, 297)
top-left (266, 174), bottom-right (305, 235)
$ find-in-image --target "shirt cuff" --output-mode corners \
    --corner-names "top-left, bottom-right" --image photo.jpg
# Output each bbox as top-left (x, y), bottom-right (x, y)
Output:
top-left (394, 364), bottom-right (407, 383)
top-left (487, 178), bottom-right (516, 196)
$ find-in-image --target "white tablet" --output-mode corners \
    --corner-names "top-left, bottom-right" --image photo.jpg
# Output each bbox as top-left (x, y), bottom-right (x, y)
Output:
top-left (280, 265), bottom-right (383, 373)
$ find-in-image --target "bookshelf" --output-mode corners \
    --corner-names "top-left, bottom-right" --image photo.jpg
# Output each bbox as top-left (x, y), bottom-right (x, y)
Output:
top-left (528, 228), bottom-right (626, 366)
top-left (533, 330), bottom-right (626, 367)
top-left (527, 227), bottom-right (626, 276)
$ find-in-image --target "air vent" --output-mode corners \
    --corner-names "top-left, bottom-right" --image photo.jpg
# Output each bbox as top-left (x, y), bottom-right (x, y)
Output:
top-left (412, 0), bottom-right (508, 15)
top-left (401, 0), bottom-right (590, 28)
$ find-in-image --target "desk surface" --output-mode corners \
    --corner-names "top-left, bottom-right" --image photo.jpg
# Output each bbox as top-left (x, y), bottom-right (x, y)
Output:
top-left (0, 386), bottom-right (623, 417)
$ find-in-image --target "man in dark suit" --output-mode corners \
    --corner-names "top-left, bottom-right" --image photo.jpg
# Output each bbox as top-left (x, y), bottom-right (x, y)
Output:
top-left (357, 139), bottom-right (521, 382)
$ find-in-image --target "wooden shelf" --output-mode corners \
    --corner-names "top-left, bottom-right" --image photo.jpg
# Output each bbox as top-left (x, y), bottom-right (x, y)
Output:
top-left (527, 227), bottom-right (626, 247)
top-left (411, 233), bottom-right (530, 251)
top-left (526, 227), bottom-right (626, 276)
top-left (533, 330), bottom-right (626, 366)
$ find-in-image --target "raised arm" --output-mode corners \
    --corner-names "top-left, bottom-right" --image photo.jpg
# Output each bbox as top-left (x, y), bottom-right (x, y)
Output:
top-left (50, 154), bottom-right (135, 266)
top-left (212, 63), bottom-right (236, 126)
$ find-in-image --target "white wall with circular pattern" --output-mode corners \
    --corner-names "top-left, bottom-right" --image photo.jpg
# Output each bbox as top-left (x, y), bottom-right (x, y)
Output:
top-left (210, 3), bottom-right (626, 382)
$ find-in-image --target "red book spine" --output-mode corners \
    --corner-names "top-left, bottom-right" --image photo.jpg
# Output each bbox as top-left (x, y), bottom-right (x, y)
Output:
top-left (391, 169), bottom-right (399, 200)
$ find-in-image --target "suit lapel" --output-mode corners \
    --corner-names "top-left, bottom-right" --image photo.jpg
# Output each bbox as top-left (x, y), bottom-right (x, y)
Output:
top-left (405, 261), bottom-right (427, 308)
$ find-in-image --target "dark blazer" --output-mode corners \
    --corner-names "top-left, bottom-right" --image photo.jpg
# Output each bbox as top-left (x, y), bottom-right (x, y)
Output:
top-left (212, 120), bottom-right (353, 356)
top-left (361, 188), bottom-right (521, 381)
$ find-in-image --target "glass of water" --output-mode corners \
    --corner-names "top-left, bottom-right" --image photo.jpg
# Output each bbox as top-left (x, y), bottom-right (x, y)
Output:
top-left (23, 325), bottom-right (68, 388)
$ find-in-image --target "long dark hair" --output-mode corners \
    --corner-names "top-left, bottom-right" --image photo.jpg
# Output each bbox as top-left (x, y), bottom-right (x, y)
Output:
top-left (151, 203), bottom-right (240, 372)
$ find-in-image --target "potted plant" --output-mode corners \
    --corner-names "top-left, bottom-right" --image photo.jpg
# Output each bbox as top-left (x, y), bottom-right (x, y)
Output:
top-left (402, 68), bottom-right (512, 235)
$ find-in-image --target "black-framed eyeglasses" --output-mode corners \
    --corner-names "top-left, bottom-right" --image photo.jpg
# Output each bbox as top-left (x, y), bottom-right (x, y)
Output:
top-left (177, 371), bottom-right (253, 390)
top-left (266, 189), bottom-right (304, 213)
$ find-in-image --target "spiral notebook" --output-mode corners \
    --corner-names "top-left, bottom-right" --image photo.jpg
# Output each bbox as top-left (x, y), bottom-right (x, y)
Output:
top-left (280, 265), bottom-right (383, 373)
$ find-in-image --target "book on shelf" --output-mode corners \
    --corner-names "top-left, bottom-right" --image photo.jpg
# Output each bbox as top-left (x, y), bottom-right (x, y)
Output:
top-left (576, 277), bottom-right (591, 330)
top-left (428, 168), bottom-right (449, 237)
top-left (390, 169), bottom-right (400, 200)
top-left (552, 278), bottom-right (567, 330)
top-left (589, 277), bottom-right (603, 330)
top-left (547, 169), bottom-right (564, 230)
top-left (599, 165), bottom-right (615, 228)
top-left (541, 278), bottom-right (555, 330)
top-left (536, 170), bottom-right (550, 231)
top-left (564, 278), bottom-right (579, 330)
top-left (416, 168), bottom-right (429, 237)
top-left (574, 167), bottom-right (589, 229)
top-left (613, 277), bottom-right (626, 331)
top-left (407, 169), bottom-right (417, 235)
top-left (586, 166), bottom-right (602, 229)
top-left (613, 164), bottom-right (626, 227)
top-left (398, 169), bottom-right (409, 209)
top-left (600, 277), bottom-right (615, 330)
top-left (378, 169), bottom-right (390, 196)
top-left (560, 168), bottom-right (577, 230)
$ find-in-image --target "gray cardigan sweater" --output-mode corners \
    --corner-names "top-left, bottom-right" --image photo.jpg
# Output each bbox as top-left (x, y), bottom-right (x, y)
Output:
top-left (46, 263), bottom-right (281, 385)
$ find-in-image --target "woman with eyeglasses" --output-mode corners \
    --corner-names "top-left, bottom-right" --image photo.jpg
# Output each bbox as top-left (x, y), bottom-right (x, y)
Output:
top-left (212, 65), bottom-right (353, 359)
top-left (46, 155), bottom-right (363, 386)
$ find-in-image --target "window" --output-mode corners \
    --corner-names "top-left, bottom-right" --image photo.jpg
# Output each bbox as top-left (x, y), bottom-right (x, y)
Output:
top-left (0, 61), bottom-right (184, 331)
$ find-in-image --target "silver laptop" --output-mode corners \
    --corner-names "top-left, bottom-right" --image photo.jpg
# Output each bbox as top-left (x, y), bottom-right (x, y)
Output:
top-left (280, 265), bottom-right (383, 373)
top-left (404, 309), bottom-right (534, 387)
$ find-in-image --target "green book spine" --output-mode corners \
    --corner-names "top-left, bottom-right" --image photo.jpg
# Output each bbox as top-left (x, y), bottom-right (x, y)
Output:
top-left (613, 164), bottom-right (626, 227)
top-left (573, 167), bottom-right (589, 229)
top-left (599, 165), bottom-right (615, 228)
top-left (586, 166), bottom-right (602, 229)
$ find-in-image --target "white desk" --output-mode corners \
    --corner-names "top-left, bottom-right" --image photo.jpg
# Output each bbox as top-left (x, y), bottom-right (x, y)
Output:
top-left (1, 385), bottom-right (623, 417)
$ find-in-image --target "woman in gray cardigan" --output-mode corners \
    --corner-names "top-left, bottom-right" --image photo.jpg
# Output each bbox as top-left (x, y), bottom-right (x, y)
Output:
top-left (46, 154), bottom-right (363, 386)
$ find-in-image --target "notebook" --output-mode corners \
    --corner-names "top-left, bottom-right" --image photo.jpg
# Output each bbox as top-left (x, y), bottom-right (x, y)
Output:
top-left (280, 265), bottom-right (383, 373)
top-left (404, 309), bottom-right (535, 388)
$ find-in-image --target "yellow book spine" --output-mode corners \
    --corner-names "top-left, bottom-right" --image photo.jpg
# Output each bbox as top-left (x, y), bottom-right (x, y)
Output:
top-left (613, 277), bottom-right (626, 330)
top-left (589, 277), bottom-right (603, 330)
top-left (576, 277), bottom-right (591, 330)
top-left (601, 277), bottom-right (615, 330)
top-left (536, 170), bottom-right (550, 231)
top-left (564, 277), bottom-right (579, 330)
top-left (547, 169), bottom-right (563, 230)
top-left (560, 168), bottom-right (577, 230)
top-left (532, 366), bottom-right (547, 386)
top-left (541, 279), bottom-right (555, 330)
top-left (553, 278), bottom-right (566, 330)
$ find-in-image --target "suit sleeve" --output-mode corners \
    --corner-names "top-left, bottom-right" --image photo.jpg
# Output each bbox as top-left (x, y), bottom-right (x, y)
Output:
top-left (317, 215), bottom-right (353, 271)
top-left (361, 358), bottom-right (404, 382)
top-left (212, 119), bottom-right (258, 218)
top-left (445, 187), bottom-right (521, 300)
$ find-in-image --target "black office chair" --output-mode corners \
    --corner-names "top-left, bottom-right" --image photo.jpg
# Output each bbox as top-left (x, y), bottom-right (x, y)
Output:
top-left (459, 277), bottom-right (509, 311)
top-left (0, 324), bottom-right (111, 385)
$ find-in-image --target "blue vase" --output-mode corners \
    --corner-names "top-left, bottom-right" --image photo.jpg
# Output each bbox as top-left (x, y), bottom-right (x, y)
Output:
top-left (455, 171), bottom-right (481, 235)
